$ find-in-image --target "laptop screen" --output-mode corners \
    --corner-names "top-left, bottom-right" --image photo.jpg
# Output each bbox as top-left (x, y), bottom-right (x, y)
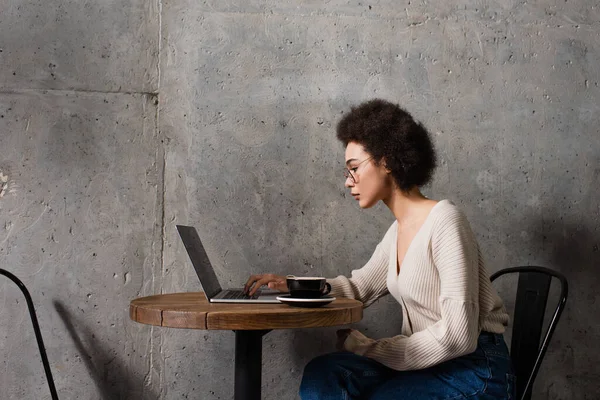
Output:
top-left (176, 225), bottom-right (222, 299)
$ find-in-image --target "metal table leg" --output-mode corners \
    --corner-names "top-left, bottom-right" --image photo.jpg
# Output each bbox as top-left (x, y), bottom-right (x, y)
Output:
top-left (234, 330), bottom-right (270, 400)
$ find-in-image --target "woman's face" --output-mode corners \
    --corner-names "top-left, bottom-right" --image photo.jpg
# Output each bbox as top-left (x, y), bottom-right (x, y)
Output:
top-left (344, 142), bottom-right (392, 208)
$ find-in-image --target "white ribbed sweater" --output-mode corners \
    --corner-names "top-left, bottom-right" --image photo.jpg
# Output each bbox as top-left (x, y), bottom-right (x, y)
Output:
top-left (328, 199), bottom-right (509, 371)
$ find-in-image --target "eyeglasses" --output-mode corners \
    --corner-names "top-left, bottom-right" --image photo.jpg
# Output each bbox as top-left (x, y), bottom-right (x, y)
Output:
top-left (343, 156), bottom-right (373, 183)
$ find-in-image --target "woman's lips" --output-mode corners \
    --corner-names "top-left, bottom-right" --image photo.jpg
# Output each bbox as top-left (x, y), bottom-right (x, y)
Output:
top-left (352, 193), bottom-right (360, 199)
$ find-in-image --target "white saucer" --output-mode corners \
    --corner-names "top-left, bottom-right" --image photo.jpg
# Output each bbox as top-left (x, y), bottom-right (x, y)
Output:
top-left (276, 295), bottom-right (336, 308)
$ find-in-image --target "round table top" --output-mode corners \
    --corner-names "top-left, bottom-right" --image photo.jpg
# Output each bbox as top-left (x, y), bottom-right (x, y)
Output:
top-left (130, 292), bottom-right (363, 330)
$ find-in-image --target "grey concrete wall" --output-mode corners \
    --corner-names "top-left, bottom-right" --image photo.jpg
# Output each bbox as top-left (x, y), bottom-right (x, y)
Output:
top-left (1, 1), bottom-right (598, 399)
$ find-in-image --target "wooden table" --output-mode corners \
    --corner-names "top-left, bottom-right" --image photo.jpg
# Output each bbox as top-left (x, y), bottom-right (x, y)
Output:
top-left (130, 292), bottom-right (363, 400)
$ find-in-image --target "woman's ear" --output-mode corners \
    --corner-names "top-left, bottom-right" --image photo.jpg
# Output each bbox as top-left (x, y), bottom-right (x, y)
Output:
top-left (381, 157), bottom-right (392, 174)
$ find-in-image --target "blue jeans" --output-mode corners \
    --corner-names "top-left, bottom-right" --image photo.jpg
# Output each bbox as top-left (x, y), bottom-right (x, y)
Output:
top-left (299, 332), bottom-right (516, 400)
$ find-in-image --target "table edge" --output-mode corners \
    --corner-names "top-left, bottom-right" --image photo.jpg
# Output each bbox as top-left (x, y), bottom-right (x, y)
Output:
top-left (129, 293), bottom-right (363, 330)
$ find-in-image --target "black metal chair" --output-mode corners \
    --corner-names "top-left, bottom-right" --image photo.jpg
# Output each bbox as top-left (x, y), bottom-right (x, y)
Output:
top-left (490, 266), bottom-right (568, 400)
top-left (0, 268), bottom-right (59, 400)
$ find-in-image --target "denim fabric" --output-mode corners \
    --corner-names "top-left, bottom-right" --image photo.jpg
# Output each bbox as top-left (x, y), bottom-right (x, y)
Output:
top-left (299, 332), bottom-right (516, 400)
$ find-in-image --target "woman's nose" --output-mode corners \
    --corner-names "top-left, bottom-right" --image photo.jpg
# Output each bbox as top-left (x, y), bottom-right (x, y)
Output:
top-left (344, 176), bottom-right (354, 188)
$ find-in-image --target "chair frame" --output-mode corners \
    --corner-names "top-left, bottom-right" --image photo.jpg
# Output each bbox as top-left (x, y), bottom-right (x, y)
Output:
top-left (0, 268), bottom-right (59, 400)
top-left (490, 266), bottom-right (568, 400)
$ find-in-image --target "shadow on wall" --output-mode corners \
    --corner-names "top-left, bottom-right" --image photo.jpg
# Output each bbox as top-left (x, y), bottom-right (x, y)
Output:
top-left (53, 301), bottom-right (158, 400)
top-left (529, 213), bottom-right (598, 295)
top-left (528, 213), bottom-right (600, 396)
top-left (556, 226), bottom-right (596, 278)
top-left (45, 109), bottom-right (101, 173)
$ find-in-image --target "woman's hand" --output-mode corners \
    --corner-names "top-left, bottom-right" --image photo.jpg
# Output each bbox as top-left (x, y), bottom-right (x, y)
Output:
top-left (243, 273), bottom-right (288, 296)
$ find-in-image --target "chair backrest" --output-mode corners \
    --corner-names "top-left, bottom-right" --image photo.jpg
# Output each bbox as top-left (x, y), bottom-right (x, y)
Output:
top-left (0, 268), bottom-right (59, 400)
top-left (490, 266), bottom-right (568, 400)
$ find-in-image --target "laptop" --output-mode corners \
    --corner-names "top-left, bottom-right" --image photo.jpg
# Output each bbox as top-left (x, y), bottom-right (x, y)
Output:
top-left (176, 225), bottom-right (281, 303)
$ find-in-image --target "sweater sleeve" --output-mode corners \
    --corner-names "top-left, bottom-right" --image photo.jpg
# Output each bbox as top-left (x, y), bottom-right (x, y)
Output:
top-left (343, 208), bottom-right (481, 370)
top-left (326, 222), bottom-right (395, 308)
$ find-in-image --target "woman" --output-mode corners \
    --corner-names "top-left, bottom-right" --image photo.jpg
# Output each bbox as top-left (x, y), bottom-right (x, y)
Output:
top-left (244, 99), bottom-right (516, 399)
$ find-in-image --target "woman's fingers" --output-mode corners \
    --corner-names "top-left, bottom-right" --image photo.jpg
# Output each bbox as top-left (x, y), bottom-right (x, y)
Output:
top-left (248, 274), bottom-right (278, 296)
top-left (243, 274), bottom-right (262, 294)
top-left (267, 280), bottom-right (288, 292)
top-left (244, 274), bottom-right (288, 296)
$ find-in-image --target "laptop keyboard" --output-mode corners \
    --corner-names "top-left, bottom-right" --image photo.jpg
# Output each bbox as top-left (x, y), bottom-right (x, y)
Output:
top-left (221, 290), bottom-right (258, 300)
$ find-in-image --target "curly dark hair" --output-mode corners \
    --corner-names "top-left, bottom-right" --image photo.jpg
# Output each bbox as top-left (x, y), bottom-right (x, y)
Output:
top-left (336, 99), bottom-right (437, 192)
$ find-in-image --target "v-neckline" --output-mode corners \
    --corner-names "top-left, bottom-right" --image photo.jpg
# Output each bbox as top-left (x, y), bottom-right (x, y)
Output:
top-left (393, 200), bottom-right (445, 277)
